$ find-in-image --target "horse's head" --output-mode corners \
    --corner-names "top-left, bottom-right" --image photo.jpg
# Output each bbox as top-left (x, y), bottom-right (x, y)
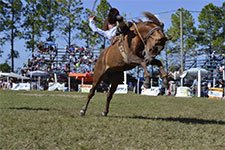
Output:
top-left (132, 12), bottom-right (167, 62)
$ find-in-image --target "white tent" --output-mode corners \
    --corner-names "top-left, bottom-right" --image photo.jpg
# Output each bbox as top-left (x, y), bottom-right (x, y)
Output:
top-left (0, 72), bottom-right (30, 90)
top-left (0, 72), bottom-right (30, 80)
top-left (186, 67), bottom-right (209, 77)
top-left (27, 70), bottom-right (49, 77)
top-left (179, 68), bottom-right (209, 97)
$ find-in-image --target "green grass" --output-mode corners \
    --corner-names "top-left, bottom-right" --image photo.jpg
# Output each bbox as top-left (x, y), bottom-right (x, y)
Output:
top-left (1, 90), bottom-right (225, 149)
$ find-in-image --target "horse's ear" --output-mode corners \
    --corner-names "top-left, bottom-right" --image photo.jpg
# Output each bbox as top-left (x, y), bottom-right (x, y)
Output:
top-left (137, 19), bottom-right (143, 22)
top-left (143, 12), bottom-right (162, 27)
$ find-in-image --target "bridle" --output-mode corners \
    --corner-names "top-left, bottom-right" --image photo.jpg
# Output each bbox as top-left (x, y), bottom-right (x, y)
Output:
top-left (132, 22), bottom-right (163, 62)
top-left (132, 22), bottom-right (162, 45)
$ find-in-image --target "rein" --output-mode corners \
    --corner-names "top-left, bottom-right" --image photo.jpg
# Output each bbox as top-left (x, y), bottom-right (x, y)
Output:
top-left (132, 23), bottom-right (145, 45)
top-left (132, 22), bottom-right (161, 45)
top-left (132, 22), bottom-right (162, 62)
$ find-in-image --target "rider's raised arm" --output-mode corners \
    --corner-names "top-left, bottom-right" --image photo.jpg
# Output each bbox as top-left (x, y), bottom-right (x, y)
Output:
top-left (89, 18), bottom-right (117, 39)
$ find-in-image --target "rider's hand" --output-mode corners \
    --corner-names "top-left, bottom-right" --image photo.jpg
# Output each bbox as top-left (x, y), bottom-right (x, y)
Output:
top-left (89, 16), bottom-right (95, 21)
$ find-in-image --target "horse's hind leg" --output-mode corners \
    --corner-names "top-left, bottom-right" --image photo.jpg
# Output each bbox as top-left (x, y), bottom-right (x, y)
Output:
top-left (80, 86), bottom-right (98, 116)
top-left (80, 65), bottom-right (106, 116)
top-left (102, 72), bottom-right (122, 116)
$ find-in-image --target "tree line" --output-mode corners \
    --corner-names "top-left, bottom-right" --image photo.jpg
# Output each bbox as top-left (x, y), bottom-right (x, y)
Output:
top-left (166, 3), bottom-right (224, 70)
top-left (0, 0), bottom-right (224, 72)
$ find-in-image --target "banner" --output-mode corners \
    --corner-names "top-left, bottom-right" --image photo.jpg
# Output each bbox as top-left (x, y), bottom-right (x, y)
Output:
top-left (141, 87), bottom-right (160, 96)
top-left (115, 84), bottom-right (128, 94)
top-left (78, 84), bottom-right (92, 93)
top-left (208, 88), bottom-right (224, 99)
top-left (11, 83), bottom-right (30, 91)
top-left (48, 82), bottom-right (66, 91)
top-left (175, 87), bottom-right (192, 97)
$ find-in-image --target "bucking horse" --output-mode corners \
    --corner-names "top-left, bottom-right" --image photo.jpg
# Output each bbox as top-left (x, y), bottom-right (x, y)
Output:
top-left (80, 12), bottom-right (168, 116)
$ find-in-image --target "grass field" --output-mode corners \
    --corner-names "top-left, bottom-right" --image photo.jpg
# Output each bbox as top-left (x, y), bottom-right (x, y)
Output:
top-left (1, 90), bottom-right (225, 149)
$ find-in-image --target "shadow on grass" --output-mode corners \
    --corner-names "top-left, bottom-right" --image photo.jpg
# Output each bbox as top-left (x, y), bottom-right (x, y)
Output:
top-left (3, 107), bottom-right (59, 111)
top-left (110, 115), bottom-right (225, 125)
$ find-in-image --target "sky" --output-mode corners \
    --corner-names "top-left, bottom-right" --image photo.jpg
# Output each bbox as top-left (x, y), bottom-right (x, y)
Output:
top-left (0, 0), bottom-right (224, 71)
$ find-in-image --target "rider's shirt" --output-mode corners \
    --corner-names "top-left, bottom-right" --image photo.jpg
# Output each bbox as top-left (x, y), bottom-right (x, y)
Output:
top-left (89, 19), bottom-right (117, 40)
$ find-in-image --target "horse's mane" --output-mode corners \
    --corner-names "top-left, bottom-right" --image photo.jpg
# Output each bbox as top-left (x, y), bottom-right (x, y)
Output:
top-left (142, 12), bottom-right (162, 27)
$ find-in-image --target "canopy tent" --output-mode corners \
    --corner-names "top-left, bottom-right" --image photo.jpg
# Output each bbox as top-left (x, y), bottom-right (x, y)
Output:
top-left (26, 70), bottom-right (49, 90)
top-left (186, 67), bottom-right (209, 77)
top-left (179, 67), bottom-right (209, 97)
top-left (0, 72), bottom-right (30, 89)
top-left (180, 67), bottom-right (209, 79)
top-left (68, 72), bottom-right (93, 83)
top-left (27, 70), bottom-right (49, 77)
top-left (0, 72), bottom-right (30, 80)
top-left (68, 72), bottom-right (93, 92)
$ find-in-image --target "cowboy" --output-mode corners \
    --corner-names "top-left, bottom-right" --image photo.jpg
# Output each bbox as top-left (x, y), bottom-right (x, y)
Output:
top-left (89, 8), bottom-right (128, 40)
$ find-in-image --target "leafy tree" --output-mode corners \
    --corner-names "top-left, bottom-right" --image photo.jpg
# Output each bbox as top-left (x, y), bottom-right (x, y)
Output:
top-left (38, 0), bottom-right (60, 41)
top-left (0, 0), bottom-right (23, 72)
top-left (22, 0), bottom-right (43, 54)
top-left (0, 48), bottom-right (3, 58)
top-left (0, 62), bottom-right (11, 72)
top-left (0, 1), bottom-right (7, 46)
top-left (57, 0), bottom-right (83, 47)
top-left (197, 3), bottom-right (224, 54)
top-left (220, 2), bottom-right (225, 52)
top-left (167, 8), bottom-right (197, 61)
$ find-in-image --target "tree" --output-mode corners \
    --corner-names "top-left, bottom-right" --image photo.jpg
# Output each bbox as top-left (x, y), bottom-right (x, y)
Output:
top-left (38, 0), bottom-right (60, 41)
top-left (0, 62), bottom-right (11, 72)
top-left (57, 0), bottom-right (83, 47)
top-left (0, 48), bottom-right (3, 58)
top-left (0, 0), bottom-right (23, 72)
top-left (197, 3), bottom-right (224, 55)
top-left (220, 2), bottom-right (225, 52)
top-left (0, 1), bottom-right (7, 46)
top-left (166, 8), bottom-right (197, 69)
top-left (22, 0), bottom-right (43, 54)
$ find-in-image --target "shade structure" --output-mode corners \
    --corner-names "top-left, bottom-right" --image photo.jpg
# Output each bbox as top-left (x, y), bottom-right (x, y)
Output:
top-left (27, 70), bottom-right (49, 77)
top-left (186, 68), bottom-right (209, 77)
top-left (68, 72), bottom-right (93, 83)
top-left (0, 72), bottom-right (30, 80)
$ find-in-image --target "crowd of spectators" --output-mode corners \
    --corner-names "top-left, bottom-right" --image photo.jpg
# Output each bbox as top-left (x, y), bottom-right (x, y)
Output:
top-left (67, 44), bottom-right (98, 73)
top-left (21, 42), bottom-right (98, 76)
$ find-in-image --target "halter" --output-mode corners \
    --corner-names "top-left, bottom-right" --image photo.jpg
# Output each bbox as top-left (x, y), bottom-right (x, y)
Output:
top-left (132, 22), bottom-right (163, 62)
top-left (132, 22), bottom-right (162, 45)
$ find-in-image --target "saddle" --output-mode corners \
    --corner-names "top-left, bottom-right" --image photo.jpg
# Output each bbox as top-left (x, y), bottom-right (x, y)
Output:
top-left (110, 34), bottom-right (128, 63)
top-left (110, 21), bottom-right (133, 63)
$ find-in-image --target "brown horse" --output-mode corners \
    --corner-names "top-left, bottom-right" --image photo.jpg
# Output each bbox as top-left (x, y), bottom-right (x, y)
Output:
top-left (80, 12), bottom-right (168, 116)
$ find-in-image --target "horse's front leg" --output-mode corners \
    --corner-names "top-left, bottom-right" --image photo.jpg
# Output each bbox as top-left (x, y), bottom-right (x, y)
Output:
top-left (127, 54), bottom-right (151, 88)
top-left (140, 61), bottom-right (151, 88)
top-left (150, 59), bottom-right (169, 88)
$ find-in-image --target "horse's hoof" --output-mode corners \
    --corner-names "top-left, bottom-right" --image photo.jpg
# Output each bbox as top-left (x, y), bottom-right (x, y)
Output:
top-left (80, 110), bottom-right (86, 116)
top-left (101, 112), bottom-right (108, 117)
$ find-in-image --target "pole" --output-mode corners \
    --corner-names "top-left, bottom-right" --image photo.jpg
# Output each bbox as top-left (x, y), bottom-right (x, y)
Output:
top-left (68, 76), bottom-right (70, 92)
top-left (11, 0), bottom-right (15, 72)
top-left (124, 71), bottom-right (127, 85)
top-left (180, 10), bottom-right (184, 74)
top-left (197, 69), bottom-right (201, 97)
top-left (223, 67), bottom-right (225, 98)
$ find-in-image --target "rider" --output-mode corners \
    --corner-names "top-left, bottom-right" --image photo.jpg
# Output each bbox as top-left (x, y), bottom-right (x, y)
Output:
top-left (89, 8), bottom-right (128, 41)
